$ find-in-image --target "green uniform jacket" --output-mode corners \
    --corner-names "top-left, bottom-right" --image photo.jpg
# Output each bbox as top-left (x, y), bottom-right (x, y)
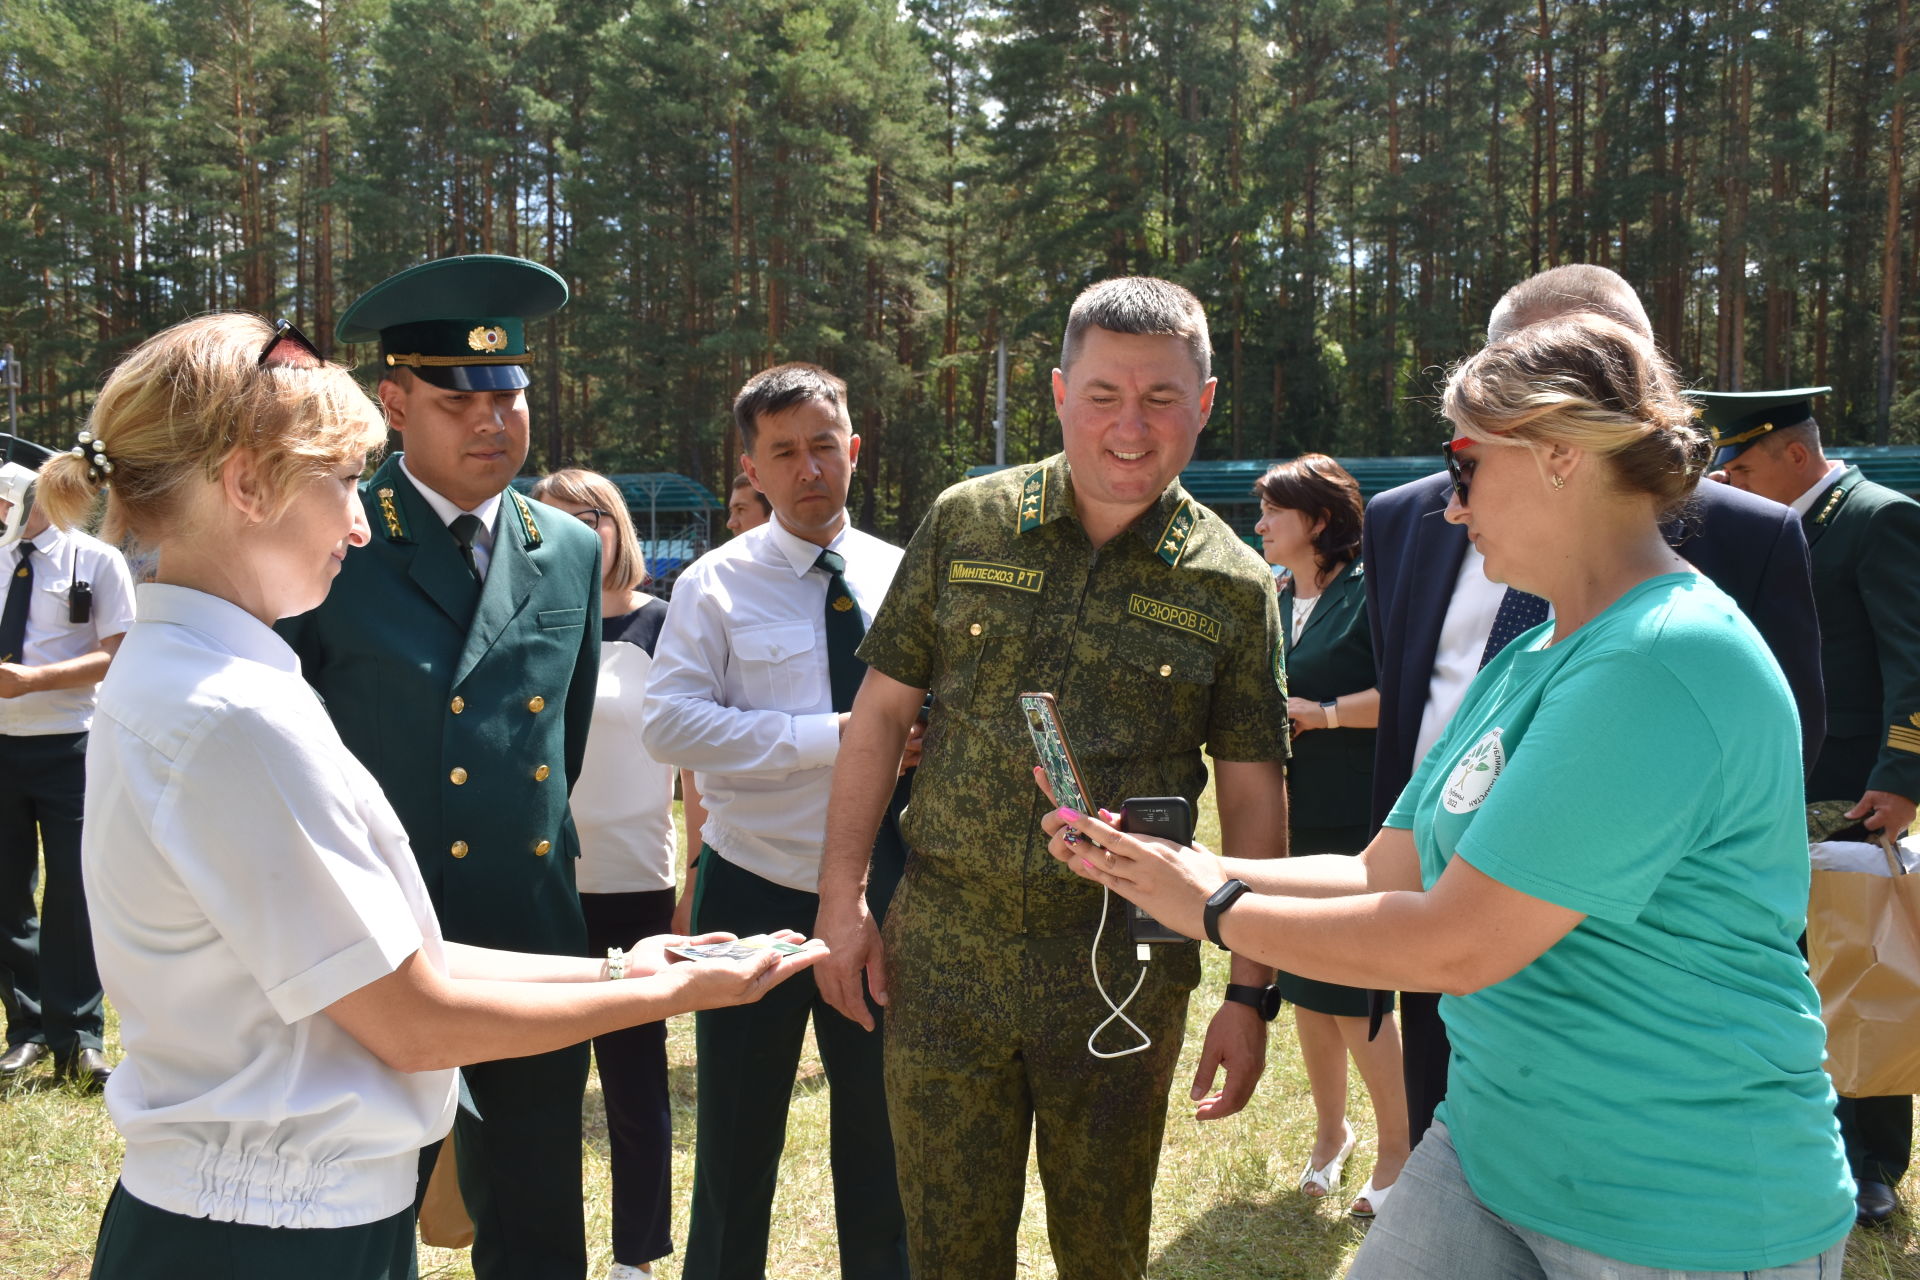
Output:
top-left (1804, 465), bottom-right (1920, 804)
top-left (1278, 558), bottom-right (1375, 833)
top-left (279, 454), bottom-right (603, 955)
top-left (858, 452), bottom-right (1292, 937)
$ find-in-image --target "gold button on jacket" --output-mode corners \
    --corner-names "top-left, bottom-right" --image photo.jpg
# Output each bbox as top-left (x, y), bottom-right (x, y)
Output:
top-left (450, 841), bottom-right (470, 859)
top-left (533, 764), bottom-right (551, 782)
top-left (450, 767), bottom-right (468, 785)
top-left (527, 695), bottom-right (546, 713)
top-left (450, 695), bottom-right (465, 714)
top-left (534, 839), bottom-right (552, 856)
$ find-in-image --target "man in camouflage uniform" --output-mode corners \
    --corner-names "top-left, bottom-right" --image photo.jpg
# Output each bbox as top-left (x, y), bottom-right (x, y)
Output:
top-left (816, 278), bottom-right (1292, 1278)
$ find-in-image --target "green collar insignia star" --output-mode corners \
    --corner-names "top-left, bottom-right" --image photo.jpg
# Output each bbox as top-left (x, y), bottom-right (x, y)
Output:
top-left (1156, 499), bottom-right (1197, 567)
top-left (375, 486), bottom-right (410, 543)
top-left (1018, 467), bottom-right (1047, 533)
top-left (1811, 470), bottom-right (1857, 527)
top-left (510, 490), bottom-right (544, 548)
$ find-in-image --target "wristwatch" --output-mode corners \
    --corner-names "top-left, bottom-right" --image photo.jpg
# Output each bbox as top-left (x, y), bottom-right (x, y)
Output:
top-left (1203, 878), bottom-right (1252, 950)
top-left (1223, 982), bottom-right (1281, 1022)
top-left (1320, 698), bottom-right (1340, 730)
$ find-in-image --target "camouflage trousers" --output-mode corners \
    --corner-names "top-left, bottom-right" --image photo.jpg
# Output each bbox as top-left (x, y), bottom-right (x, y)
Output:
top-left (881, 861), bottom-right (1201, 1280)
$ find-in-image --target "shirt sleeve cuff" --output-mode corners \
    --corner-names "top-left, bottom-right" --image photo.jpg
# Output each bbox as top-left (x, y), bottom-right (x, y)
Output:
top-left (793, 712), bottom-right (843, 770)
top-left (262, 915), bottom-right (423, 1025)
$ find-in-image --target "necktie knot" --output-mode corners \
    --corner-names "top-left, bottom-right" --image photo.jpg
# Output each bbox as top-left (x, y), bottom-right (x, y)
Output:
top-left (449, 514), bottom-right (483, 550)
top-left (814, 548), bottom-right (846, 576)
top-left (449, 514), bottom-right (484, 584)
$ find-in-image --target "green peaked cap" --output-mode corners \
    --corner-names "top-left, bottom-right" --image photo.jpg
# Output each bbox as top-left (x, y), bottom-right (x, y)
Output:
top-left (335, 254), bottom-right (568, 391)
top-left (1686, 386), bottom-right (1830, 466)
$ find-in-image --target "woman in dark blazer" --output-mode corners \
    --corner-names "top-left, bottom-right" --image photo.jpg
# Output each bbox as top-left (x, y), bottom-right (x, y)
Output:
top-left (1256, 455), bottom-right (1408, 1219)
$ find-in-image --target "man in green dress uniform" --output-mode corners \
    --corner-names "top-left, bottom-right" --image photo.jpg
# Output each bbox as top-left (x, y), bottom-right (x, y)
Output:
top-left (814, 278), bottom-right (1292, 1278)
top-left (1702, 385), bottom-right (1920, 1226)
top-left (280, 254), bottom-right (604, 1277)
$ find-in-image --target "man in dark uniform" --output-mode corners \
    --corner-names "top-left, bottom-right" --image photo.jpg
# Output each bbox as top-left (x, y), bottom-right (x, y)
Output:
top-left (1703, 384), bottom-right (1920, 1226)
top-left (814, 278), bottom-right (1292, 1279)
top-left (280, 254), bottom-right (604, 1278)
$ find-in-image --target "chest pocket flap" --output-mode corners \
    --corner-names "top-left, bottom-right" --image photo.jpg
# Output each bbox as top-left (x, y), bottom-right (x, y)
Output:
top-left (730, 619), bottom-right (822, 710)
top-left (733, 620), bottom-right (815, 663)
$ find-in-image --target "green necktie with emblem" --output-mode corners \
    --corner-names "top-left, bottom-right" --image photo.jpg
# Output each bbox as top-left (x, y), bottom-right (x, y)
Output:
top-left (814, 548), bottom-right (866, 712)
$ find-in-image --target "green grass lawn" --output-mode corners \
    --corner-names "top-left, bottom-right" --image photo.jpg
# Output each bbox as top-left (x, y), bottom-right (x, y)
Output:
top-left (5, 787), bottom-right (1920, 1278)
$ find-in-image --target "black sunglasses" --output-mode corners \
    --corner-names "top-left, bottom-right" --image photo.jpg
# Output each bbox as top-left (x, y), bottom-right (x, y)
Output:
top-left (571, 508), bottom-right (615, 531)
top-left (259, 318), bottom-right (324, 368)
top-left (1442, 438), bottom-right (1475, 504)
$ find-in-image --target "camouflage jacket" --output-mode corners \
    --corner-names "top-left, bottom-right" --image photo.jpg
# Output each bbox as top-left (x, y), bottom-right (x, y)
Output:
top-left (858, 452), bottom-right (1290, 935)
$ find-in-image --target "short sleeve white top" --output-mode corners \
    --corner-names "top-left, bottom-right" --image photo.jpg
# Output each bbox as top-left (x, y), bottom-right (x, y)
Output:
top-left (0, 525), bottom-right (137, 735)
top-left (84, 584), bottom-right (457, 1229)
top-left (573, 598), bottom-right (677, 894)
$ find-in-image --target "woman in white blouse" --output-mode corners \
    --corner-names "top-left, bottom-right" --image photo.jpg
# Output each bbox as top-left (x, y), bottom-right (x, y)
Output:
top-left (36, 314), bottom-right (821, 1280)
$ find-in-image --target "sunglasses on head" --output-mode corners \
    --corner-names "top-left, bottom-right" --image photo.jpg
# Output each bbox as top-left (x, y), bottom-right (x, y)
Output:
top-left (1442, 437), bottom-right (1476, 504)
top-left (259, 318), bottom-right (324, 369)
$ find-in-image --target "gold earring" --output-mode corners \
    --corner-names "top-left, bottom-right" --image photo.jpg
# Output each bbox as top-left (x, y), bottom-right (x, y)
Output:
top-left (1551, 474), bottom-right (1566, 490)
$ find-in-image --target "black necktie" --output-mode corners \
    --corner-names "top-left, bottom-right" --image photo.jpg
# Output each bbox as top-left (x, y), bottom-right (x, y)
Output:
top-left (449, 514), bottom-right (484, 584)
top-left (1480, 586), bottom-right (1550, 668)
top-left (815, 548), bottom-right (867, 712)
top-left (0, 540), bottom-right (35, 665)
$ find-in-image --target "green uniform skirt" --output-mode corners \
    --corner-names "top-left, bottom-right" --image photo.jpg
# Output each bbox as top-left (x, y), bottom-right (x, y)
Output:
top-left (1273, 824), bottom-right (1394, 1018)
top-left (90, 1182), bottom-right (417, 1280)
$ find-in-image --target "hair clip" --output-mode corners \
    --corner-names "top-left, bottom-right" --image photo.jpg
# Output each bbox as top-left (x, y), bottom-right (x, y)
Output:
top-left (70, 432), bottom-right (114, 485)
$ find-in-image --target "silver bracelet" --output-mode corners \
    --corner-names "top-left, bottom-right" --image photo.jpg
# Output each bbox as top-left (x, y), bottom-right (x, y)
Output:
top-left (605, 946), bottom-right (628, 981)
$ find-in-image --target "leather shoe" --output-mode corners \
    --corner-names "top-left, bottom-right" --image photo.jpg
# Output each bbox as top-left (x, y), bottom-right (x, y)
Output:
top-left (54, 1047), bottom-right (112, 1092)
top-left (0, 1042), bottom-right (48, 1077)
top-left (1856, 1179), bottom-right (1898, 1225)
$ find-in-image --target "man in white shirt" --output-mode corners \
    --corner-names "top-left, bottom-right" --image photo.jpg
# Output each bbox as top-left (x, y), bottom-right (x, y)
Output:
top-left (0, 446), bottom-right (136, 1088)
top-left (642, 364), bottom-right (910, 1280)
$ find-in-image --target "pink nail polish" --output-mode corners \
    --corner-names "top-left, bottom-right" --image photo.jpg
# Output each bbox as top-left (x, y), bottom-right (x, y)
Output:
top-left (1058, 806), bottom-right (1083, 823)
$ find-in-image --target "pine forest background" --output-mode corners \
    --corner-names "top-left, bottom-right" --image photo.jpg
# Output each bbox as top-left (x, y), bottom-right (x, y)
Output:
top-left (3, 0), bottom-right (1919, 538)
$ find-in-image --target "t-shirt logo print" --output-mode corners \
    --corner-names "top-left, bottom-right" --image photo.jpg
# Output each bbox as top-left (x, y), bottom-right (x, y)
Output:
top-left (1442, 728), bottom-right (1505, 814)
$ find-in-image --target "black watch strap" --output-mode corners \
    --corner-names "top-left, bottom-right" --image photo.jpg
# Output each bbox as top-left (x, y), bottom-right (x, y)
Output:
top-left (1203, 878), bottom-right (1251, 949)
top-left (1223, 982), bottom-right (1281, 1022)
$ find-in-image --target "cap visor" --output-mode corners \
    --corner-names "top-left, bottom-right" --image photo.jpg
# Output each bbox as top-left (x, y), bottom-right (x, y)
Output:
top-left (414, 364), bottom-right (530, 392)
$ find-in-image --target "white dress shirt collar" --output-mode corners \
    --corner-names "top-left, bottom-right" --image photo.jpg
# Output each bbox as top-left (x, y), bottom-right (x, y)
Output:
top-left (1787, 460), bottom-right (1847, 518)
top-left (400, 456), bottom-right (502, 543)
top-left (6, 519), bottom-right (66, 564)
top-left (764, 510), bottom-right (852, 577)
top-left (134, 583), bottom-right (302, 677)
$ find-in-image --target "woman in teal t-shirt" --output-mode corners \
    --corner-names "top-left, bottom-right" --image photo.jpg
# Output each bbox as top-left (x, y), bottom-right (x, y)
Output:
top-left (1040, 314), bottom-right (1853, 1277)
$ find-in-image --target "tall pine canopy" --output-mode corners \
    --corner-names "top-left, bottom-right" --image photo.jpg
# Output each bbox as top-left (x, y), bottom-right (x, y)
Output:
top-left (1, 0), bottom-right (1915, 538)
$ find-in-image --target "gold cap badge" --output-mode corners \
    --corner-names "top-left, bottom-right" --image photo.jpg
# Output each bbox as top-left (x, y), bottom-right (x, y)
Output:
top-left (468, 325), bottom-right (510, 352)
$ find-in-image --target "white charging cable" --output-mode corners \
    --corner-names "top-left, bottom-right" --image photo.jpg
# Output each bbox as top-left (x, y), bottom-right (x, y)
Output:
top-left (1087, 884), bottom-right (1153, 1059)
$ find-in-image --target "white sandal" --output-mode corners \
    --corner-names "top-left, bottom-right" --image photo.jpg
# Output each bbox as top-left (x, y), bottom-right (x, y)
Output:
top-left (1297, 1123), bottom-right (1357, 1198)
top-left (1349, 1176), bottom-right (1394, 1219)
